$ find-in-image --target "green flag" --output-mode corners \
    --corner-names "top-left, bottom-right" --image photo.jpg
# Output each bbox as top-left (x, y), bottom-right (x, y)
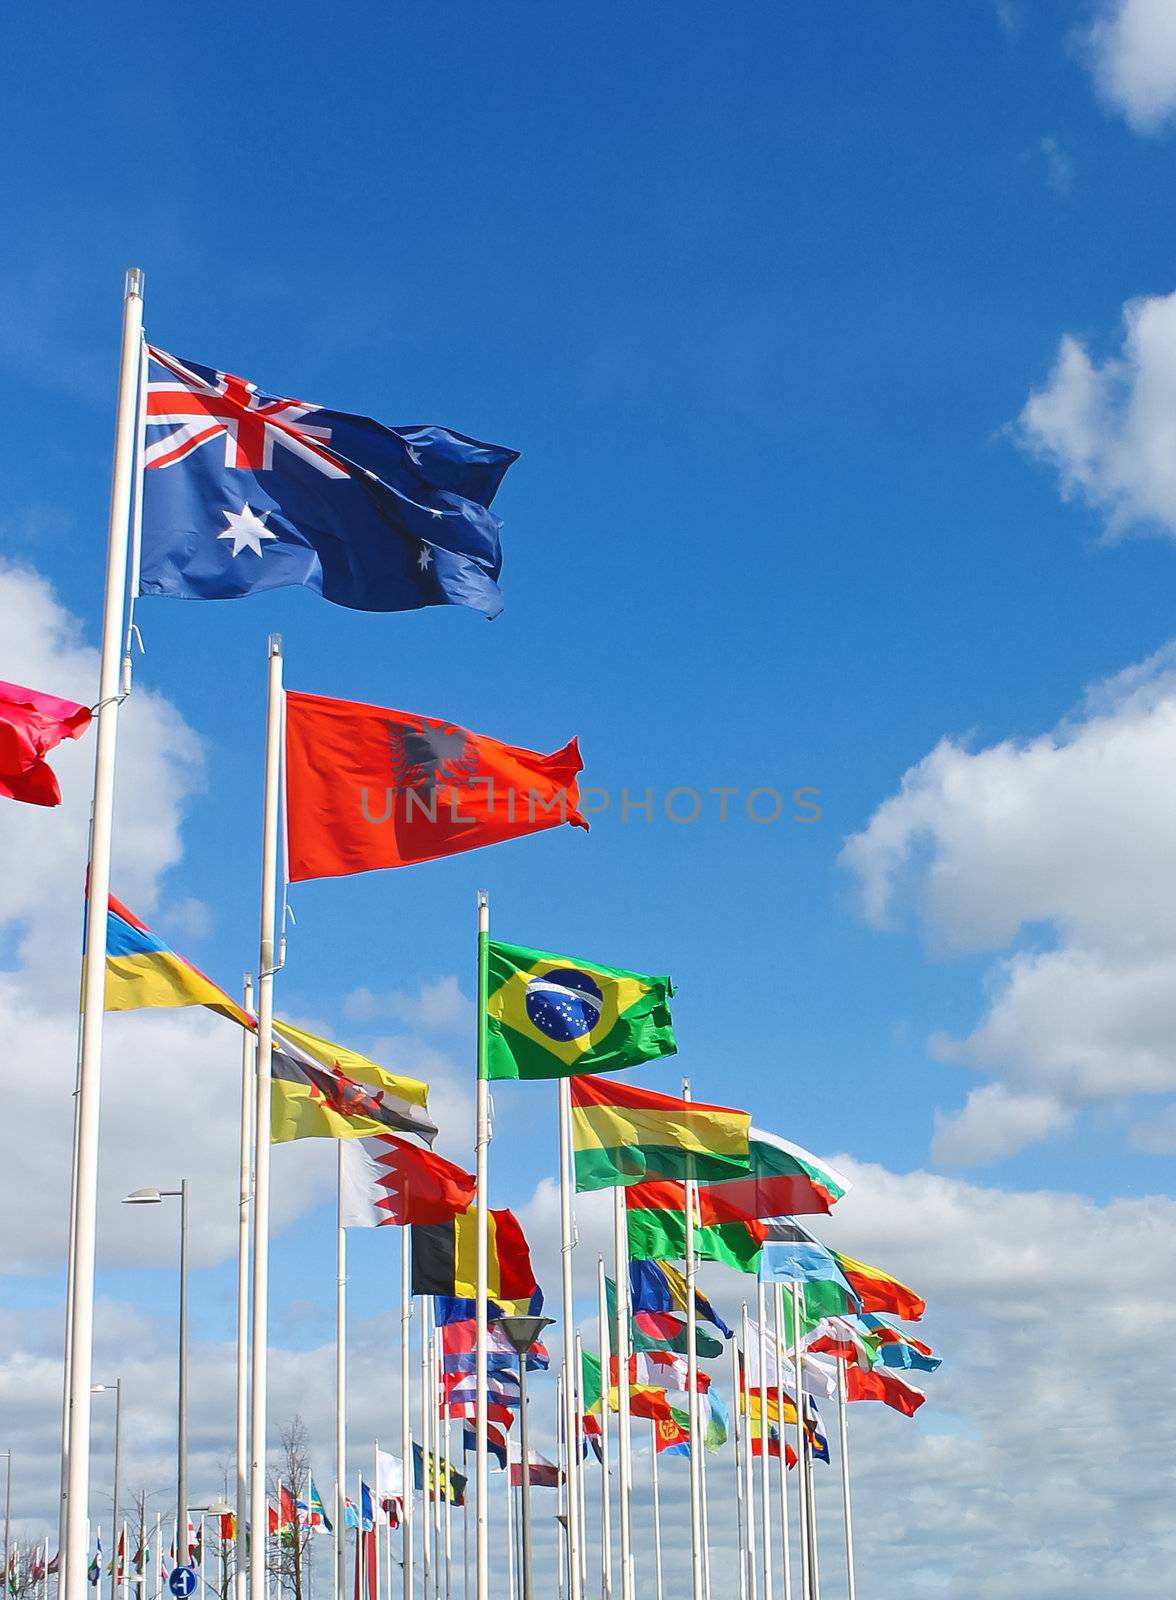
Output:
top-left (485, 939), bottom-right (675, 1081)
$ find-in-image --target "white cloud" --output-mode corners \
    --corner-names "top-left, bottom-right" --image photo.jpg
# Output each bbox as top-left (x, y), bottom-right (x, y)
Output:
top-left (1035, 135), bottom-right (1075, 196)
top-left (1016, 287), bottom-right (1176, 540)
top-left (344, 976), bottom-right (472, 1034)
top-left (1085, 0), bottom-right (1176, 132)
top-left (842, 642), bottom-right (1176, 1159)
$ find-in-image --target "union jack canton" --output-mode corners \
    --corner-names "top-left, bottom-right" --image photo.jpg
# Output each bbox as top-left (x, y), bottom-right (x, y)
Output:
top-left (138, 346), bottom-right (518, 617)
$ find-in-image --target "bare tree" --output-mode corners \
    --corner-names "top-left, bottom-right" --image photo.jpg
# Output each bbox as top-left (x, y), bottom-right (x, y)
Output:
top-left (266, 1416), bottom-right (314, 1600)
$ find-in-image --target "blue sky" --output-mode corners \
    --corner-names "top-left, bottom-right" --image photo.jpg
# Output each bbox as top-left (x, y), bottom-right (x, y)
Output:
top-left (4, 3), bottom-right (1176, 1593)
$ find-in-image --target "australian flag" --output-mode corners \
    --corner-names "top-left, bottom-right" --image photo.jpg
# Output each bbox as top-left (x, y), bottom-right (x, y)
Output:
top-left (138, 347), bottom-right (518, 618)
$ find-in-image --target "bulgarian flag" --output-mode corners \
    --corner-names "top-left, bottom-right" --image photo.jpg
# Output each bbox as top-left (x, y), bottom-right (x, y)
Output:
top-left (569, 1074), bottom-right (750, 1192)
top-left (701, 1129), bottom-right (849, 1219)
top-left (625, 1180), bottom-right (765, 1274)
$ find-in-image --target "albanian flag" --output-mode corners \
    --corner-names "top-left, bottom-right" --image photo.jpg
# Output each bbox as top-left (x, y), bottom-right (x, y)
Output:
top-left (0, 679), bottom-right (91, 807)
top-left (285, 690), bottom-right (586, 881)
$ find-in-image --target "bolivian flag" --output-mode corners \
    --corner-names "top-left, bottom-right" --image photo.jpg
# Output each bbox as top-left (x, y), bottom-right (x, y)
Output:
top-left (485, 940), bottom-right (675, 1081)
top-left (411, 1208), bottom-right (537, 1301)
top-left (104, 896), bottom-right (252, 1026)
top-left (569, 1073), bottom-right (750, 1191)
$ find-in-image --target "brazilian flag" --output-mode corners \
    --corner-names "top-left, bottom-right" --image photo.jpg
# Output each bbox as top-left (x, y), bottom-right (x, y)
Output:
top-left (485, 940), bottom-right (676, 1081)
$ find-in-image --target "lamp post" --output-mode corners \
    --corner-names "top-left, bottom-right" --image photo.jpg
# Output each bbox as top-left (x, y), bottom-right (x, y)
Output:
top-left (123, 1184), bottom-right (189, 1563)
top-left (91, 1385), bottom-right (122, 1600)
top-left (189, 1505), bottom-right (231, 1600)
top-left (498, 1317), bottom-right (553, 1600)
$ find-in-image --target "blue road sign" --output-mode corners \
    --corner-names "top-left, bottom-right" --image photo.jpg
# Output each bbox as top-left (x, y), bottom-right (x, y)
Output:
top-left (169, 1567), bottom-right (198, 1598)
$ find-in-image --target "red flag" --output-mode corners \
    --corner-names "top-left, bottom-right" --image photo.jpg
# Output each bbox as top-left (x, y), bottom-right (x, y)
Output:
top-left (845, 1365), bottom-right (925, 1417)
top-left (284, 690), bottom-right (586, 881)
top-left (0, 679), bottom-right (91, 807)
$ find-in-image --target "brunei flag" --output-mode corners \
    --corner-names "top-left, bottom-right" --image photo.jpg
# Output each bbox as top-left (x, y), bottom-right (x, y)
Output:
top-left (103, 896), bottom-right (252, 1026)
top-left (485, 940), bottom-right (675, 1081)
top-left (411, 1207), bottom-right (537, 1300)
top-left (270, 1019), bottom-right (438, 1145)
top-left (569, 1074), bottom-right (750, 1191)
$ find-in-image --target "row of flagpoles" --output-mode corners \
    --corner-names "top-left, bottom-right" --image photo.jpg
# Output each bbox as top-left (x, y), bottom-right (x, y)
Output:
top-left (18, 270), bottom-right (942, 1600)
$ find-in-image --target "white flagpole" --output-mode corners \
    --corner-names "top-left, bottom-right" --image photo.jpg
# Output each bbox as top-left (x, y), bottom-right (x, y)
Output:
top-left (401, 1233), bottom-right (413, 1600)
top-left (355, 1474), bottom-right (364, 1600)
top-left (755, 1284), bottom-right (773, 1600)
top-left (556, 1079), bottom-right (582, 1600)
top-left (681, 1085), bottom-right (703, 1600)
top-left (835, 1365), bottom-right (855, 1600)
top-left (336, 1150), bottom-right (348, 1600)
top-left (573, 1349), bottom-right (587, 1599)
top-left (699, 1428), bottom-right (711, 1600)
top-left (739, 1305), bottom-right (757, 1600)
top-left (610, 1190), bottom-right (633, 1600)
top-left (804, 1436), bottom-right (820, 1600)
top-left (503, 1455), bottom-right (514, 1600)
top-left (771, 1287), bottom-right (792, 1600)
top-left (648, 1423), bottom-right (662, 1600)
top-left (235, 977), bottom-right (254, 1600)
top-left (419, 1299), bottom-right (432, 1600)
top-left (63, 267), bottom-right (144, 1600)
top-left (430, 1331), bottom-right (442, 1600)
top-left (442, 1401), bottom-right (452, 1600)
top-left (594, 1259), bottom-right (612, 1600)
top-left (473, 891), bottom-right (490, 1600)
top-left (58, 1042), bottom-right (82, 1592)
top-left (372, 1443), bottom-right (382, 1600)
top-left (556, 1371), bottom-right (565, 1600)
top-left (250, 635), bottom-right (284, 1600)
top-left (731, 1332), bottom-right (747, 1600)
top-left (789, 1287), bottom-right (809, 1600)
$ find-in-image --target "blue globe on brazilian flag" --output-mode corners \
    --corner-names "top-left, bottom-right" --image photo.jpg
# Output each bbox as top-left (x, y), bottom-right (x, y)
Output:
top-left (485, 939), bottom-right (676, 1080)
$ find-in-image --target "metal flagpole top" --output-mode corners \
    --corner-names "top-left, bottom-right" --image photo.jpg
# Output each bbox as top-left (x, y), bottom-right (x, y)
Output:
top-left (125, 269), bottom-right (145, 298)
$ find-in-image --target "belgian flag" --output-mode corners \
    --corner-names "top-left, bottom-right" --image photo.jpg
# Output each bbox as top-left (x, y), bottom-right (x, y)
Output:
top-left (411, 1207), bottom-right (536, 1301)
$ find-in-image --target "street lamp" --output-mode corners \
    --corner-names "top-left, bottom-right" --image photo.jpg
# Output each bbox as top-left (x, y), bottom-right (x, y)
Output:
top-left (497, 1316), bottom-right (553, 1600)
top-left (123, 1183), bottom-right (189, 1565)
top-left (91, 1383), bottom-right (122, 1600)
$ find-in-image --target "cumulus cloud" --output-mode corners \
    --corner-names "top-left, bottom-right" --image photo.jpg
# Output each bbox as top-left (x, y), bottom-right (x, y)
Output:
top-left (344, 975), bottom-right (472, 1034)
top-left (1084, 0), bottom-right (1176, 132)
top-left (1016, 287), bottom-right (1176, 540)
top-left (842, 642), bottom-right (1176, 1160)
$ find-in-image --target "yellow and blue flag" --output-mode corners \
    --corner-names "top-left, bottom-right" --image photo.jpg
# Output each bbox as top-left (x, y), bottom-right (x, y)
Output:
top-left (103, 895), bottom-right (252, 1027)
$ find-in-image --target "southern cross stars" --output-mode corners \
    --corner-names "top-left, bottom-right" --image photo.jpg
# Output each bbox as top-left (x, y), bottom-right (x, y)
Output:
top-left (417, 544), bottom-right (433, 571)
top-left (218, 503), bottom-right (277, 557)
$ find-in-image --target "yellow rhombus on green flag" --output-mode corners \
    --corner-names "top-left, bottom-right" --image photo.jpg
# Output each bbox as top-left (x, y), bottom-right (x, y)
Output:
top-left (485, 939), bottom-right (676, 1081)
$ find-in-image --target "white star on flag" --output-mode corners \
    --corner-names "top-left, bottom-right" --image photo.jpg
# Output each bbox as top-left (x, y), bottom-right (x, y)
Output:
top-left (218, 503), bottom-right (277, 557)
top-left (417, 544), bottom-right (433, 571)
top-left (406, 444), bottom-right (423, 465)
